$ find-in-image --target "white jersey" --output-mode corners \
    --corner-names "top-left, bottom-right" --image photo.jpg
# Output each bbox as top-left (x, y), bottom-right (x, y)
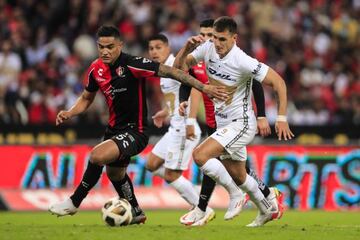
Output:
top-left (160, 54), bottom-right (185, 131)
top-left (191, 40), bottom-right (269, 128)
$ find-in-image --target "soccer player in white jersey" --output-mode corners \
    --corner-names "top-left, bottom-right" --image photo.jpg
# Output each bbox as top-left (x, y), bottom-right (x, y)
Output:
top-left (174, 16), bottom-right (294, 227)
top-left (146, 34), bottom-right (208, 213)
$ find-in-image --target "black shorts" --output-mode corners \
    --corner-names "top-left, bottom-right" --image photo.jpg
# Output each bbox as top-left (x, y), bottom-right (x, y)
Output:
top-left (206, 125), bottom-right (216, 136)
top-left (103, 126), bottom-right (149, 167)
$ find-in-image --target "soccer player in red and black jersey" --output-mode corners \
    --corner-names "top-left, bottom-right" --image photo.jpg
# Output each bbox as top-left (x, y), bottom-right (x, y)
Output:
top-left (178, 19), bottom-right (283, 226)
top-left (48, 25), bottom-right (228, 224)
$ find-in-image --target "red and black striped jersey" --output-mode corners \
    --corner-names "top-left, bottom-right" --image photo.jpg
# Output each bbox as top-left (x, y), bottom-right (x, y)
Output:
top-left (84, 52), bottom-right (160, 132)
top-left (189, 62), bottom-right (216, 128)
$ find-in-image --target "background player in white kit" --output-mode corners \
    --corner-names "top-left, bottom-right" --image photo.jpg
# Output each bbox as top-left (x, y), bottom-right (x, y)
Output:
top-left (174, 16), bottom-right (294, 227)
top-left (145, 34), bottom-right (206, 212)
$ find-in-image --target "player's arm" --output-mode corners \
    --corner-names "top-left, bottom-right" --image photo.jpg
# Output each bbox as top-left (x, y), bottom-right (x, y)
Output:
top-left (152, 107), bottom-right (169, 128)
top-left (56, 90), bottom-right (96, 126)
top-left (173, 35), bottom-right (205, 72)
top-left (252, 80), bottom-right (271, 137)
top-left (262, 68), bottom-right (294, 140)
top-left (157, 64), bottom-right (228, 101)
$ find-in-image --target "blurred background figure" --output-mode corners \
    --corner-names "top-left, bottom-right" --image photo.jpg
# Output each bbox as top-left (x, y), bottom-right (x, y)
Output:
top-left (0, 0), bottom-right (358, 128)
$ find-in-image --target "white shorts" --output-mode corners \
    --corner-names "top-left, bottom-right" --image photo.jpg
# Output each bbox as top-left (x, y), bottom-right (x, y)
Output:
top-left (210, 120), bottom-right (256, 161)
top-left (152, 124), bottom-right (201, 170)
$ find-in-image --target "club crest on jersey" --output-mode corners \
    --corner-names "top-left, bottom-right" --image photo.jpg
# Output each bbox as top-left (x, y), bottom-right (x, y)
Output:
top-left (116, 66), bottom-right (124, 77)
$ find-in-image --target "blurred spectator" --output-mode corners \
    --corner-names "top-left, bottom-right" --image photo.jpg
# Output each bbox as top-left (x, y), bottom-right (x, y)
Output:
top-left (0, 0), bottom-right (358, 126)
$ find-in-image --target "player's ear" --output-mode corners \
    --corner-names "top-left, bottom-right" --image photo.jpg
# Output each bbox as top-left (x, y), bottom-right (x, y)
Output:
top-left (233, 33), bottom-right (237, 42)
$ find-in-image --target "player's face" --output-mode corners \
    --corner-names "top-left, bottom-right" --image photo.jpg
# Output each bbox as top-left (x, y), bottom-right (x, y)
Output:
top-left (213, 30), bottom-right (237, 58)
top-left (148, 40), bottom-right (170, 64)
top-left (97, 37), bottom-right (123, 64)
top-left (199, 27), bottom-right (213, 41)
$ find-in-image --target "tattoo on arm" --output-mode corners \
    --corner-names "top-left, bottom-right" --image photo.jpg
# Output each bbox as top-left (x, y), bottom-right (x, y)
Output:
top-left (158, 64), bottom-right (204, 92)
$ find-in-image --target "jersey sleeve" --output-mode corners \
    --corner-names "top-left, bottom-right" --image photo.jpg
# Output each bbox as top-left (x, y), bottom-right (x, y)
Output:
top-left (190, 40), bottom-right (210, 63)
top-left (127, 56), bottom-right (160, 79)
top-left (239, 52), bottom-right (269, 82)
top-left (84, 67), bottom-right (99, 92)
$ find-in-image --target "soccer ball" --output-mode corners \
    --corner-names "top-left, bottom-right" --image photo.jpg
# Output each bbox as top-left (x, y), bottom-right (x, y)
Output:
top-left (101, 197), bottom-right (133, 226)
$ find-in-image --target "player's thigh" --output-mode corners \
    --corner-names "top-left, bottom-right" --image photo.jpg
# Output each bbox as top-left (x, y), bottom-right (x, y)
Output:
top-left (164, 132), bottom-right (200, 170)
top-left (91, 139), bottom-right (120, 165)
top-left (151, 131), bottom-right (171, 160)
top-left (146, 152), bottom-right (164, 171)
top-left (107, 129), bottom-right (148, 167)
top-left (211, 122), bottom-right (255, 161)
top-left (193, 137), bottom-right (226, 164)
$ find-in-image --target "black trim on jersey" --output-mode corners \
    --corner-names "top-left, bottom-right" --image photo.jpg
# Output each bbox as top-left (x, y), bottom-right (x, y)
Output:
top-left (85, 70), bottom-right (99, 92)
top-left (252, 79), bottom-right (266, 117)
top-left (179, 68), bottom-right (195, 102)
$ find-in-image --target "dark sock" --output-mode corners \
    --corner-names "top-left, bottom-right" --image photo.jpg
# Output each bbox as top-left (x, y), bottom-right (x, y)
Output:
top-left (70, 161), bottom-right (103, 208)
top-left (246, 167), bottom-right (270, 198)
top-left (197, 174), bottom-right (216, 212)
top-left (111, 173), bottom-right (142, 215)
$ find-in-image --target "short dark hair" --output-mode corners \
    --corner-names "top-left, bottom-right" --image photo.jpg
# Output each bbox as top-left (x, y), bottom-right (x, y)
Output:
top-left (200, 19), bottom-right (214, 28)
top-left (213, 16), bottom-right (237, 34)
top-left (148, 34), bottom-right (169, 44)
top-left (96, 25), bottom-right (121, 40)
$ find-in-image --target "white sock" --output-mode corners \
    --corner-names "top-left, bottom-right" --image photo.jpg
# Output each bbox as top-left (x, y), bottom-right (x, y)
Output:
top-left (170, 176), bottom-right (199, 206)
top-left (201, 158), bottom-right (242, 198)
top-left (152, 165), bottom-right (165, 178)
top-left (240, 174), bottom-right (272, 214)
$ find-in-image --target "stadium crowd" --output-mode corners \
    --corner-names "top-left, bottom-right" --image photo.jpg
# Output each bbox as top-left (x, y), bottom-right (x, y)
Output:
top-left (0, 0), bottom-right (359, 126)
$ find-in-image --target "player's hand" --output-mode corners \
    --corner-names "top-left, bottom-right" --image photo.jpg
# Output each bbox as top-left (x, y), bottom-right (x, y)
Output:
top-left (184, 35), bottom-right (205, 53)
top-left (152, 110), bottom-right (168, 128)
top-left (257, 117), bottom-right (271, 137)
top-left (186, 125), bottom-right (196, 140)
top-left (275, 121), bottom-right (294, 141)
top-left (179, 101), bottom-right (188, 116)
top-left (203, 85), bottom-right (228, 101)
top-left (56, 110), bottom-right (72, 126)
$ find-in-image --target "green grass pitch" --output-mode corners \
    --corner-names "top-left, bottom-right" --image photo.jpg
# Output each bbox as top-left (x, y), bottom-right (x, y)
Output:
top-left (0, 210), bottom-right (359, 240)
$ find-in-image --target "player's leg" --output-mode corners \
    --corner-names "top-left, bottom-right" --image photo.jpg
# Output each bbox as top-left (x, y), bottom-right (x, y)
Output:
top-left (146, 136), bottom-right (166, 177)
top-left (192, 137), bottom-right (244, 220)
top-left (180, 126), bottom-right (217, 226)
top-left (105, 129), bottom-right (149, 224)
top-left (196, 126), bottom-right (217, 212)
top-left (165, 127), bottom-right (202, 207)
top-left (106, 166), bottom-right (146, 224)
top-left (48, 139), bottom-right (119, 216)
top-left (246, 166), bottom-right (284, 219)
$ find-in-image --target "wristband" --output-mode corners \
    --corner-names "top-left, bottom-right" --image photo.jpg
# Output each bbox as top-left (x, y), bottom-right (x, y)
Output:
top-left (276, 115), bottom-right (287, 122)
top-left (257, 116), bottom-right (266, 120)
top-left (186, 118), bottom-right (196, 125)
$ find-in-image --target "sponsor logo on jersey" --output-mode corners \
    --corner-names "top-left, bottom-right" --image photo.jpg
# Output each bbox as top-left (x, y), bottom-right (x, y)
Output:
top-left (215, 111), bottom-right (228, 119)
top-left (252, 62), bottom-right (262, 75)
top-left (116, 66), bottom-right (124, 77)
top-left (105, 86), bottom-right (128, 99)
top-left (207, 67), bottom-right (234, 81)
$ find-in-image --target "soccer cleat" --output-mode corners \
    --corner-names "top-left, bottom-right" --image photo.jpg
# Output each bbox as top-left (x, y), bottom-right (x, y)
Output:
top-left (180, 206), bottom-right (215, 226)
top-left (224, 193), bottom-right (245, 220)
top-left (130, 209), bottom-right (147, 225)
top-left (268, 187), bottom-right (284, 220)
top-left (245, 209), bottom-right (279, 227)
top-left (48, 198), bottom-right (78, 217)
top-left (246, 187), bottom-right (284, 227)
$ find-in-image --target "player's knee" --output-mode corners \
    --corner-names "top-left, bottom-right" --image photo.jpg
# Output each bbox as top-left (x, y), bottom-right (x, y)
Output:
top-left (90, 150), bottom-right (106, 166)
top-left (192, 147), bottom-right (207, 166)
top-left (145, 160), bottom-right (157, 172)
top-left (106, 168), bottom-right (125, 181)
top-left (164, 170), bottom-right (181, 183)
